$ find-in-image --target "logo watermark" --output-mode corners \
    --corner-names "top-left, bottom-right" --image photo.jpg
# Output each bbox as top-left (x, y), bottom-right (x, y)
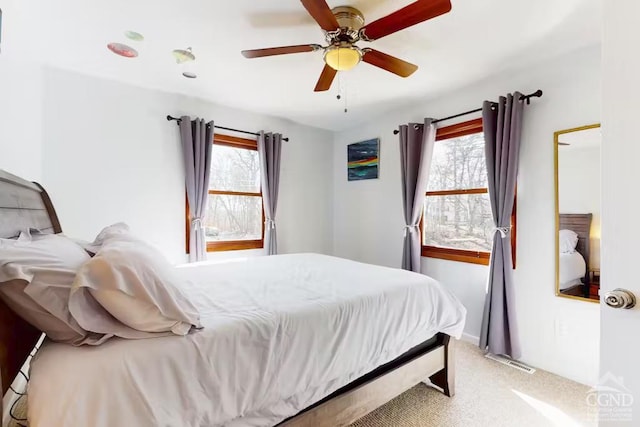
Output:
top-left (586, 372), bottom-right (633, 422)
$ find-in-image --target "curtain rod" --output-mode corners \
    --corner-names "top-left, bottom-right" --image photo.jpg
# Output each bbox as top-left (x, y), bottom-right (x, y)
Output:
top-left (166, 115), bottom-right (289, 142)
top-left (392, 89), bottom-right (543, 135)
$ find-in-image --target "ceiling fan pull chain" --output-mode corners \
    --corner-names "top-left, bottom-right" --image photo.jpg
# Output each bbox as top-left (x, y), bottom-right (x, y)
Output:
top-left (337, 72), bottom-right (344, 112)
top-left (344, 84), bottom-right (348, 113)
top-left (339, 72), bottom-right (348, 113)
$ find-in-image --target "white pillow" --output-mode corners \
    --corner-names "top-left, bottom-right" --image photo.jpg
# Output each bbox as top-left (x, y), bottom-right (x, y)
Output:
top-left (559, 229), bottom-right (579, 254)
top-left (0, 230), bottom-right (108, 345)
top-left (89, 289), bottom-right (191, 335)
top-left (69, 224), bottom-right (202, 339)
top-left (70, 222), bottom-right (131, 255)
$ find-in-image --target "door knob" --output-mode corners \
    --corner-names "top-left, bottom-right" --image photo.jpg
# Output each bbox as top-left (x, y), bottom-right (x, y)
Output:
top-left (604, 289), bottom-right (636, 309)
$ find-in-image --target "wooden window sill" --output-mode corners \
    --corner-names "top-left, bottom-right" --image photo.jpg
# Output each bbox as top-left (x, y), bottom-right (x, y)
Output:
top-left (206, 240), bottom-right (263, 252)
top-left (421, 246), bottom-right (490, 266)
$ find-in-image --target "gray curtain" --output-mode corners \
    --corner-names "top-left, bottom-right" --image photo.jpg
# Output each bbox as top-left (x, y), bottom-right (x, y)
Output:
top-left (399, 118), bottom-right (437, 272)
top-left (479, 93), bottom-right (524, 358)
top-left (179, 116), bottom-right (213, 262)
top-left (258, 131), bottom-right (282, 255)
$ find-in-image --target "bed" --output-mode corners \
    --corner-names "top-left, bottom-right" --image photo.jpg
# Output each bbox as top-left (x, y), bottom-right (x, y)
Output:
top-left (558, 213), bottom-right (592, 294)
top-left (558, 252), bottom-right (587, 290)
top-left (0, 169), bottom-right (466, 427)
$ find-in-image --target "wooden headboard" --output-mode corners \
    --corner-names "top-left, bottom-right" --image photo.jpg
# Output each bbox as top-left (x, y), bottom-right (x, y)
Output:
top-left (559, 213), bottom-right (593, 280)
top-left (0, 169), bottom-right (62, 395)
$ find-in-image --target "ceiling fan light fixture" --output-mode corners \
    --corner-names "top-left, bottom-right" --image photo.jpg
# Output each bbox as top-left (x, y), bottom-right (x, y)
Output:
top-left (324, 45), bottom-right (361, 71)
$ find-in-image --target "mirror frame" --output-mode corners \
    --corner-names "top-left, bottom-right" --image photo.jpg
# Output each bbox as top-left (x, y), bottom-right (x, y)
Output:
top-left (554, 123), bottom-right (601, 303)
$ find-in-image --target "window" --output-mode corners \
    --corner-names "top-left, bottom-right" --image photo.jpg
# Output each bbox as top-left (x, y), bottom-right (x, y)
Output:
top-left (186, 134), bottom-right (264, 252)
top-left (421, 118), bottom-right (516, 265)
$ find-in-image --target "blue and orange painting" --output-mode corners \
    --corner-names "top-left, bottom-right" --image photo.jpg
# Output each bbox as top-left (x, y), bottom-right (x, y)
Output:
top-left (348, 138), bottom-right (379, 181)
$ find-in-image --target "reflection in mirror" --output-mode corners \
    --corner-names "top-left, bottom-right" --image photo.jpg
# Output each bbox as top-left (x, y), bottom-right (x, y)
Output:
top-left (555, 124), bottom-right (601, 302)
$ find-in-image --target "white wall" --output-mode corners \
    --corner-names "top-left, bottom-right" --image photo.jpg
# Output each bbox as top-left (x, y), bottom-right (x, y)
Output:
top-left (0, 58), bottom-right (43, 181)
top-left (39, 67), bottom-right (333, 264)
top-left (558, 145), bottom-right (601, 268)
top-left (0, 1), bottom-right (44, 181)
top-left (333, 46), bottom-right (601, 385)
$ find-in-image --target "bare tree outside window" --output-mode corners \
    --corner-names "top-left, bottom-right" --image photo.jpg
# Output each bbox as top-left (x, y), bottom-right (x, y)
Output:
top-left (427, 133), bottom-right (487, 192)
top-left (209, 145), bottom-right (260, 193)
top-left (422, 118), bottom-right (516, 265)
top-left (186, 134), bottom-right (264, 252)
top-left (206, 144), bottom-right (262, 242)
top-left (423, 132), bottom-right (493, 252)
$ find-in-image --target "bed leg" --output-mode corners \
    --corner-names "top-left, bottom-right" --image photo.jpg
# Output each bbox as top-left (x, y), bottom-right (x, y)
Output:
top-left (429, 334), bottom-right (455, 397)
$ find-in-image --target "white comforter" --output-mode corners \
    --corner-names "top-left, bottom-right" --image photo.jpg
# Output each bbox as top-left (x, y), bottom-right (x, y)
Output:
top-left (559, 252), bottom-right (587, 289)
top-left (28, 254), bottom-right (466, 427)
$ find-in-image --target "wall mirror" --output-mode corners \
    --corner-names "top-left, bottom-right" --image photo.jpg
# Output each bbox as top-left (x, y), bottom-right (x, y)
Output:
top-left (555, 124), bottom-right (601, 303)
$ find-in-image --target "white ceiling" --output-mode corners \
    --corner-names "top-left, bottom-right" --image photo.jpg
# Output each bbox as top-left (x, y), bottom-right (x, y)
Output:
top-left (3, 0), bottom-right (601, 130)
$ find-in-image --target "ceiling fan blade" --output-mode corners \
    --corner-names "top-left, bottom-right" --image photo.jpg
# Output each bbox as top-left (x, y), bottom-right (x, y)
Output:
top-left (300, 0), bottom-right (340, 31)
top-left (360, 0), bottom-right (452, 41)
top-left (241, 44), bottom-right (319, 58)
top-left (314, 64), bottom-right (337, 92)
top-left (362, 49), bottom-right (418, 77)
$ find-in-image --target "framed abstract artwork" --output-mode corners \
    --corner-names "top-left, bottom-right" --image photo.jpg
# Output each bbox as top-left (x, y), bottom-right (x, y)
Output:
top-left (347, 138), bottom-right (379, 181)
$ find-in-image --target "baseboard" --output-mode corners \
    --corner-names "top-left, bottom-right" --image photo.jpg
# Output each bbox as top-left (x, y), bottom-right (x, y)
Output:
top-left (460, 332), bottom-right (479, 345)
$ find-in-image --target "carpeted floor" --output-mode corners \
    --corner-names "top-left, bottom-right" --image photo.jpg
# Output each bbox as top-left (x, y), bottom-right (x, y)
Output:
top-left (7, 341), bottom-right (595, 427)
top-left (350, 341), bottom-right (596, 427)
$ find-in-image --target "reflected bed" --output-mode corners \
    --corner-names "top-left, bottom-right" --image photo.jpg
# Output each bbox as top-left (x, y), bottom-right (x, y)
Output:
top-left (558, 213), bottom-right (592, 296)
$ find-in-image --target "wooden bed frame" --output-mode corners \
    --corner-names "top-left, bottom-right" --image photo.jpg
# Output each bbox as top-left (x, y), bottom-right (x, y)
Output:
top-left (0, 169), bottom-right (455, 426)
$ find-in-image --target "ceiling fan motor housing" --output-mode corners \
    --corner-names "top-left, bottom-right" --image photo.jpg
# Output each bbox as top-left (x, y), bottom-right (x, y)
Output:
top-left (330, 6), bottom-right (365, 42)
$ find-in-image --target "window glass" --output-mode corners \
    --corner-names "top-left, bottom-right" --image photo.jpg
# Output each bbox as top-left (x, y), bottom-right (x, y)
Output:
top-left (423, 193), bottom-right (493, 252)
top-left (428, 133), bottom-right (487, 192)
top-left (209, 145), bottom-right (260, 193)
top-left (187, 136), bottom-right (264, 252)
top-left (420, 119), bottom-right (516, 266)
top-left (205, 195), bottom-right (263, 242)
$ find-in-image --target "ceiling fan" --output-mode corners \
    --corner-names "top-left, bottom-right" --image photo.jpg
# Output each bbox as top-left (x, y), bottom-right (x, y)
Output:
top-left (241, 0), bottom-right (452, 92)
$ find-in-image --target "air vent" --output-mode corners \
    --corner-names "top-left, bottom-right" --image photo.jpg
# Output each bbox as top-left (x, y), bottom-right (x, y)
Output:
top-left (485, 353), bottom-right (536, 374)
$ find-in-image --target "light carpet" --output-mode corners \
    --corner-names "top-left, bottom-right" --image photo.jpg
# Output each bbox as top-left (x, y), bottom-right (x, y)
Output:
top-left (7, 341), bottom-right (595, 427)
top-left (350, 340), bottom-right (596, 427)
